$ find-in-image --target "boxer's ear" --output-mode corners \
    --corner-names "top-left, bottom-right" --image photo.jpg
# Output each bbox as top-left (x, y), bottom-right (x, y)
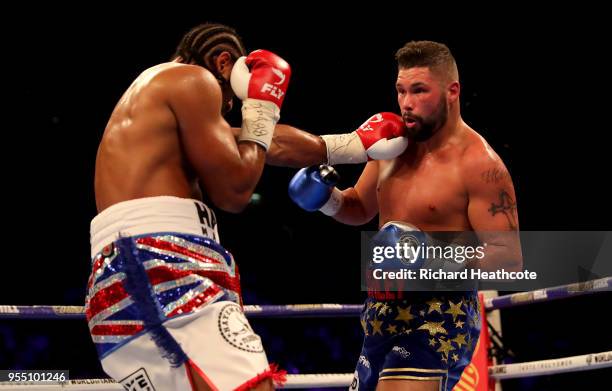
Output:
top-left (447, 81), bottom-right (460, 103)
top-left (215, 51), bottom-right (233, 77)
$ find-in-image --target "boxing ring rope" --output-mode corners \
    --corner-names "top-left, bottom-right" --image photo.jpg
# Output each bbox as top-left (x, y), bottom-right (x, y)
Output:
top-left (1, 277), bottom-right (610, 320)
top-left (483, 276), bottom-right (612, 311)
top-left (2, 353), bottom-right (612, 389)
top-left (0, 303), bottom-right (364, 320)
top-left (0, 374), bottom-right (355, 389)
top-left (488, 350), bottom-right (612, 380)
top-left (1, 277), bottom-right (610, 389)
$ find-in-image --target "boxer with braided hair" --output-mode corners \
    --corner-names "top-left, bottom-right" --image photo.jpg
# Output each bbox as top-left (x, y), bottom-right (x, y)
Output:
top-left (89, 23), bottom-right (289, 390)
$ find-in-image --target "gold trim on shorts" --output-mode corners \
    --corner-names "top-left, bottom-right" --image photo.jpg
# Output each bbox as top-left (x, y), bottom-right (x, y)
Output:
top-left (381, 368), bottom-right (447, 374)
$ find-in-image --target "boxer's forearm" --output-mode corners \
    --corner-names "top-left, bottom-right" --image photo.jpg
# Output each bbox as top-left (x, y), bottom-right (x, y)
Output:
top-left (266, 124), bottom-right (327, 167)
top-left (330, 188), bottom-right (374, 226)
top-left (467, 234), bottom-right (523, 272)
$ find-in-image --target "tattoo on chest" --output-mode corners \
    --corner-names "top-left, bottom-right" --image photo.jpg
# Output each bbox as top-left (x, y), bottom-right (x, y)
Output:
top-left (488, 190), bottom-right (518, 230)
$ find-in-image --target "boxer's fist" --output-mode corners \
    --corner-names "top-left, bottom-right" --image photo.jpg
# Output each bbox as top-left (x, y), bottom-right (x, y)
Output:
top-left (322, 113), bottom-right (409, 165)
top-left (230, 50), bottom-right (291, 150)
top-left (230, 49), bottom-right (291, 109)
top-left (356, 112), bottom-right (408, 159)
top-left (288, 165), bottom-right (343, 215)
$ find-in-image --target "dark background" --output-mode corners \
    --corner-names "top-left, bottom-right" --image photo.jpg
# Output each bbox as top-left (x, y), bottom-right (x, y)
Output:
top-left (1, 7), bottom-right (611, 390)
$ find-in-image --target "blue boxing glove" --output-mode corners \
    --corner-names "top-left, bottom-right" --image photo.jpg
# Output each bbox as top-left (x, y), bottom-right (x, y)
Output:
top-left (371, 221), bottom-right (428, 269)
top-left (288, 165), bottom-right (344, 216)
top-left (372, 221), bottom-right (467, 273)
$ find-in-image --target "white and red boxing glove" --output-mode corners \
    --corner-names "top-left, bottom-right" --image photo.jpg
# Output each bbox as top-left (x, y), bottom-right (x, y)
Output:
top-left (230, 49), bottom-right (291, 150)
top-left (321, 112), bottom-right (409, 165)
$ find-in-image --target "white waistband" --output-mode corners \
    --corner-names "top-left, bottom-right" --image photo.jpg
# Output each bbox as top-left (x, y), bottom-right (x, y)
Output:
top-left (90, 196), bottom-right (219, 257)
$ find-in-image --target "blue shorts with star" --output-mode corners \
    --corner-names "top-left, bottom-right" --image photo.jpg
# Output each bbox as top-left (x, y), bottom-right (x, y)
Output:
top-left (350, 292), bottom-right (481, 391)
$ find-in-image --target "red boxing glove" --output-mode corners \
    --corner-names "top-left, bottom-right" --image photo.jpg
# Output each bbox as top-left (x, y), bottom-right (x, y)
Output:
top-left (356, 112), bottom-right (406, 152)
top-left (230, 50), bottom-right (292, 150)
top-left (231, 49), bottom-right (291, 109)
top-left (322, 113), bottom-right (409, 165)
top-left (244, 50), bottom-right (291, 109)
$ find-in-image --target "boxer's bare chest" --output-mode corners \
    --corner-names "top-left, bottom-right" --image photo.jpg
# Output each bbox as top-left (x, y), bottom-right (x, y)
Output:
top-left (377, 149), bottom-right (471, 230)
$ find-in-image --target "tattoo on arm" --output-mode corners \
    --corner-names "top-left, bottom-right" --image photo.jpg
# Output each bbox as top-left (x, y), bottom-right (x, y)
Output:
top-left (481, 167), bottom-right (510, 184)
top-left (488, 190), bottom-right (518, 230)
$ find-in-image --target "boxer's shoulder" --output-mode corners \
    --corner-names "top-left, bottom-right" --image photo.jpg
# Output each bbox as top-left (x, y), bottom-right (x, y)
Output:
top-left (459, 126), bottom-right (499, 160)
top-left (459, 130), bottom-right (509, 182)
top-left (136, 62), bottom-right (219, 93)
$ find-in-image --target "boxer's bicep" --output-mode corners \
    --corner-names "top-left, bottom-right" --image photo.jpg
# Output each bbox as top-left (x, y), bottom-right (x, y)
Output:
top-left (466, 160), bottom-right (519, 232)
top-left (465, 153), bottom-right (523, 271)
top-left (170, 71), bottom-right (244, 188)
top-left (171, 73), bottom-right (239, 172)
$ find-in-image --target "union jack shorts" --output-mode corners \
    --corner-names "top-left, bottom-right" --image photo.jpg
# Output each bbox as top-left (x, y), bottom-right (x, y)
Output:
top-left (85, 232), bottom-right (280, 390)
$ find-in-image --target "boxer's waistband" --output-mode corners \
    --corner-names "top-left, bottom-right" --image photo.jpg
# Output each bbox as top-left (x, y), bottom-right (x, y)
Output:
top-left (90, 196), bottom-right (218, 257)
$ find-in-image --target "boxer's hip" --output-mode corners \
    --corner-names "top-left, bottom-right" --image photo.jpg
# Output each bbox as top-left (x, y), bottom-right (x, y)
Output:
top-left (90, 195), bottom-right (219, 257)
top-left (85, 196), bottom-right (241, 359)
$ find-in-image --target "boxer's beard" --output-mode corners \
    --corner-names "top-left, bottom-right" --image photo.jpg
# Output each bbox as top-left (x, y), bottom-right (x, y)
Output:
top-left (404, 96), bottom-right (448, 142)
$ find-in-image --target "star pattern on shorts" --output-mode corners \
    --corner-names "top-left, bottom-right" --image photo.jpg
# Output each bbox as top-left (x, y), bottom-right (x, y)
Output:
top-left (468, 313), bottom-right (477, 329)
top-left (395, 306), bottom-right (415, 323)
top-left (452, 333), bottom-right (468, 348)
top-left (418, 321), bottom-right (447, 337)
top-left (436, 337), bottom-right (455, 357)
top-left (370, 318), bottom-right (384, 336)
top-left (386, 324), bottom-right (398, 334)
top-left (426, 298), bottom-right (444, 314)
top-left (445, 300), bottom-right (466, 322)
top-left (379, 303), bottom-right (391, 316)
